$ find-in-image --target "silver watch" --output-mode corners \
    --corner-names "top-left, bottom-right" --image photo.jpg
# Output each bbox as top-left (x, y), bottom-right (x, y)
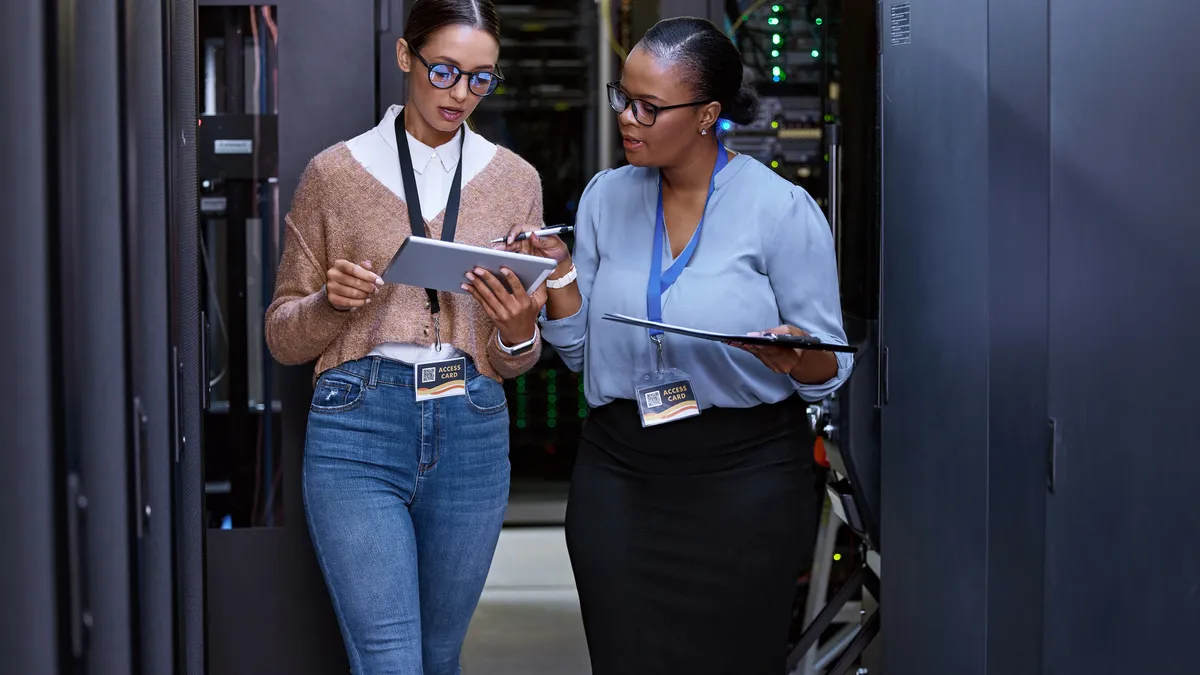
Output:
top-left (497, 325), bottom-right (540, 356)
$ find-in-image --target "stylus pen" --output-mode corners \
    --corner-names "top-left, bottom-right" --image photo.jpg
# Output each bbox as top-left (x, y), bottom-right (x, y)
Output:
top-left (490, 225), bottom-right (574, 244)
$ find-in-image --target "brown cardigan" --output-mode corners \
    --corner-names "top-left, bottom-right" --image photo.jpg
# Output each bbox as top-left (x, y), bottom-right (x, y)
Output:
top-left (265, 141), bottom-right (544, 382)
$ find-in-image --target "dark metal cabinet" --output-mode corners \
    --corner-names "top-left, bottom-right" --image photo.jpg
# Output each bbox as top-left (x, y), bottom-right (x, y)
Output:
top-left (124, 1), bottom-right (178, 673)
top-left (879, 0), bottom-right (992, 671)
top-left (1042, 3), bottom-right (1200, 673)
top-left (0, 1), bottom-right (57, 673)
top-left (52, 0), bottom-right (135, 672)
top-left (984, 1), bottom-right (1052, 673)
top-left (881, 0), bottom-right (1200, 673)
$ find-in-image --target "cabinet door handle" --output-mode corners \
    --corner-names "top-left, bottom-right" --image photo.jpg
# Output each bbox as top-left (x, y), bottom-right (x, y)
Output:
top-left (66, 474), bottom-right (89, 657)
top-left (132, 397), bottom-right (149, 537)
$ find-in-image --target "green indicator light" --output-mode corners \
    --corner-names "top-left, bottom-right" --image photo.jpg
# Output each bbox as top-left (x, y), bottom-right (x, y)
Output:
top-left (768, 17), bottom-right (779, 25)
top-left (772, 34), bottom-right (781, 45)
top-left (771, 49), bottom-right (780, 57)
top-left (579, 410), bottom-right (588, 418)
top-left (772, 4), bottom-right (781, 11)
top-left (548, 394), bottom-right (557, 404)
top-left (816, 17), bottom-right (823, 25)
top-left (548, 409), bottom-right (557, 419)
top-left (773, 66), bottom-right (781, 76)
top-left (547, 385), bottom-right (556, 394)
top-left (812, 49), bottom-right (820, 58)
top-left (547, 419), bottom-right (557, 428)
top-left (516, 419), bottom-right (526, 428)
top-left (548, 370), bottom-right (557, 379)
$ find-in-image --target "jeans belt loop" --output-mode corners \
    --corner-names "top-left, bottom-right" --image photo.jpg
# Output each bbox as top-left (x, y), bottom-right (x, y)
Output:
top-left (368, 356), bottom-right (380, 389)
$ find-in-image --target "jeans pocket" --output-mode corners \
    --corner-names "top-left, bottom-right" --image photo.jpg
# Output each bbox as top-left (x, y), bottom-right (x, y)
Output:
top-left (464, 375), bottom-right (508, 415)
top-left (311, 369), bottom-right (365, 414)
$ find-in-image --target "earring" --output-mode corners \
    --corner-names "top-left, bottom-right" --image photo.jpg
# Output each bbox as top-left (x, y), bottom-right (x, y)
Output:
top-left (700, 128), bottom-right (708, 135)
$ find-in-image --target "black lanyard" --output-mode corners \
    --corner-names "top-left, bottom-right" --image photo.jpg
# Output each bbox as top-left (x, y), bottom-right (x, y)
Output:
top-left (395, 107), bottom-right (466, 317)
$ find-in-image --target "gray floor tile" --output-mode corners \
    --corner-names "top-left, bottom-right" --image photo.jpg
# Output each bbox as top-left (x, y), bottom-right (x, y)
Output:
top-left (462, 527), bottom-right (591, 675)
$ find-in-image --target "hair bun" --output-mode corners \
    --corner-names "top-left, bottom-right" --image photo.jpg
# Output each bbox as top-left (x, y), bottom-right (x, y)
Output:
top-left (723, 82), bottom-right (759, 126)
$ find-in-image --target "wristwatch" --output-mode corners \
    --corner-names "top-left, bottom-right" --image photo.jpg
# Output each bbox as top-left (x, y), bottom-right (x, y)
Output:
top-left (497, 325), bottom-right (540, 356)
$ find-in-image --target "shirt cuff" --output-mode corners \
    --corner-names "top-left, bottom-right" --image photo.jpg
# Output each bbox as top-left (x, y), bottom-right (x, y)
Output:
top-left (790, 338), bottom-right (856, 402)
top-left (539, 297), bottom-right (588, 347)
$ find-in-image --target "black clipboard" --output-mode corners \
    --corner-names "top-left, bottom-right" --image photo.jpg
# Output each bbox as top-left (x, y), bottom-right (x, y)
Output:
top-left (601, 314), bottom-right (858, 354)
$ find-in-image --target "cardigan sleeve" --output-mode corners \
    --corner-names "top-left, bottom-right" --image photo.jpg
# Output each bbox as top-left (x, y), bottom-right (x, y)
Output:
top-left (264, 155), bottom-right (353, 365)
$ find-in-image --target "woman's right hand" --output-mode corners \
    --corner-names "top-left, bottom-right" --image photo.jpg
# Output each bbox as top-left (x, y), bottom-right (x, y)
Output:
top-left (502, 223), bottom-right (571, 266)
top-left (326, 259), bottom-right (383, 310)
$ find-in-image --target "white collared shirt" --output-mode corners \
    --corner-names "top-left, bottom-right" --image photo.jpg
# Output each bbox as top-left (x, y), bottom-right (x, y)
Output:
top-left (347, 104), bottom-right (498, 364)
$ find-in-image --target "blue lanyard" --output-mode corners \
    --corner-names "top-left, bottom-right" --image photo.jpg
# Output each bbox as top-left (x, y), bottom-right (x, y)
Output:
top-left (646, 139), bottom-right (730, 337)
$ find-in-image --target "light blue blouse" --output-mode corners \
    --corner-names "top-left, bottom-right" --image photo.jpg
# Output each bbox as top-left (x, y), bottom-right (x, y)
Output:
top-left (540, 153), bottom-right (854, 410)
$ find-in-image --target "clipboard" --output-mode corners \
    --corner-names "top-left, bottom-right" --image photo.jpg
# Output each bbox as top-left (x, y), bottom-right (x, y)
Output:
top-left (382, 236), bottom-right (558, 295)
top-left (601, 313), bottom-right (858, 354)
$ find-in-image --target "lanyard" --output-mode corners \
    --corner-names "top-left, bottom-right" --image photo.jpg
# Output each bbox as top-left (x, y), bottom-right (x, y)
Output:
top-left (646, 138), bottom-right (729, 342)
top-left (395, 107), bottom-right (466, 319)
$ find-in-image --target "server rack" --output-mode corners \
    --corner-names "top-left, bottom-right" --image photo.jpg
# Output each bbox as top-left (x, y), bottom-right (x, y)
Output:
top-left (724, 0), bottom-right (837, 206)
top-left (2, 1), bottom-right (58, 673)
top-left (195, 3), bottom-right (375, 673)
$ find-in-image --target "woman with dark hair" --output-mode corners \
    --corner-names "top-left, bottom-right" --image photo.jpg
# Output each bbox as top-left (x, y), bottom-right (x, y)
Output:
top-left (505, 16), bottom-right (853, 674)
top-left (265, 0), bottom-right (545, 672)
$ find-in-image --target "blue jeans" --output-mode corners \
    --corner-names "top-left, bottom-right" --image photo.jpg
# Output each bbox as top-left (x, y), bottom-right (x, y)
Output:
top-left (303, 356), bottom-right (510, 675)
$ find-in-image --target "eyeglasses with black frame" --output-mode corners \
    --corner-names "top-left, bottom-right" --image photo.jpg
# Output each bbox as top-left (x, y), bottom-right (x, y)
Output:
top-left (410, 48), bottom-right (504, 97)
top-left (606, 82), bottom-right (712, 126)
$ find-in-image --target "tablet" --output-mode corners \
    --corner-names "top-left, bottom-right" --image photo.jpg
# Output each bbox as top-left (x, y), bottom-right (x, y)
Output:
top-left (601, 313), bottom-right (858, 353)
top-left (382, 236), bottom-right (558, 295)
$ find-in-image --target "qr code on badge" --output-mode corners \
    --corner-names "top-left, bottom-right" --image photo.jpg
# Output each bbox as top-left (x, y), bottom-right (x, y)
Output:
top-left (422, 367), bottom-right (436, 384)
top-left (643, 390), bottom-right (662, 408)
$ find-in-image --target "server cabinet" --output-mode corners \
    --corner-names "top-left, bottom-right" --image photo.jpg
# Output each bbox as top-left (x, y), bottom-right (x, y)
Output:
top-left (0, 1), bottom-right (58, 673)
top-left (168, 0), bottom-right (207, 671)
top-left (50, 0), bottom-right (136, 672)
top-left (1042, 2), bottom-right (1200, 673)
top-left (122, 1), bottom-right (179, 673)
top-left (195, 1), bottom-right (375, 673)
top-left (878, 0), bottom-right (992, 671)
top-left (984, 1), bottom-right (1051, 673)
top-left (377, 0), bottom-right (409, 122)
top-left (881, 0), bottom-right (1200, 673)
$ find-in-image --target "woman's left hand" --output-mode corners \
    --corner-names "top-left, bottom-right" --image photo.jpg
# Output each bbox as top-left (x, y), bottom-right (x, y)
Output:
top-left (462, 266), bottom-right (543, 346)
top-left (729, 325), bottom-right (808, 375)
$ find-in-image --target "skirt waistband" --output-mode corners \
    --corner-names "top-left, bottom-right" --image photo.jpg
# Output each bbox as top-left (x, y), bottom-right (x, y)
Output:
top-left (584, 396), bottom-right (814, 460)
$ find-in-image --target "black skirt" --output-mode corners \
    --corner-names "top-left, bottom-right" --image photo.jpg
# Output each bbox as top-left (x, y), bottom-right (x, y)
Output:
top-left (565, 397), bottom-right (824, 675)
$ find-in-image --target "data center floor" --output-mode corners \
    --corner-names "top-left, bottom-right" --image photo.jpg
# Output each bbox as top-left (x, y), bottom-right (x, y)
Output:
top-left (462, 527), bottom-right (591, 674)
